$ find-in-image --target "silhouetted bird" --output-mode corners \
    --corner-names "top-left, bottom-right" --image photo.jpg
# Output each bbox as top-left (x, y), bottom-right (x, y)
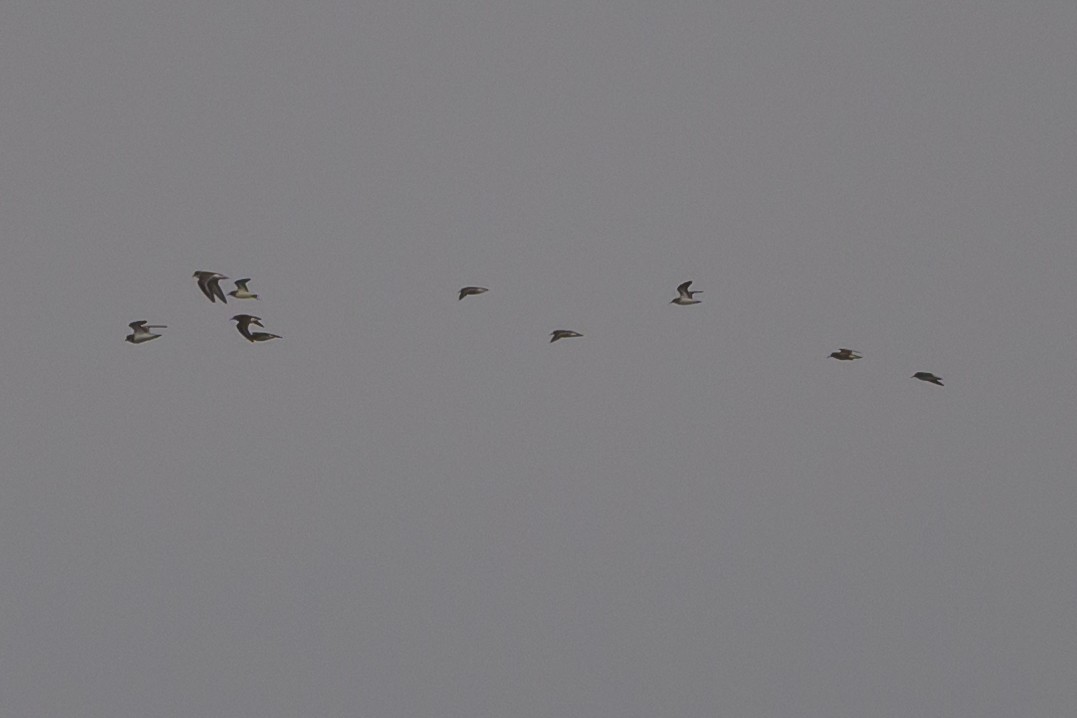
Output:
top-left (193, 271), bottom-right (228, 303)
top-left (550, 330), bottom-right (583, 343)
top-left (670, 280), bottom-right (702, 305)
top-left (231, 314), bottom-right (281, 343)
top-left (228, 278), bottom-right (259, 300)
top-left (458, 286), bottom-right (488, 300)
top-left (125, 320), bottom-right (166, 344)
top-left (912, 372), bottom-right (943, 386)
top-left (829, 348), bottom-right (863, 361)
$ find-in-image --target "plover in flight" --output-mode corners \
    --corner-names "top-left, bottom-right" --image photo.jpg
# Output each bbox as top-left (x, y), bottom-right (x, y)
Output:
top-left (550, 330), bottom-right (583, 343)
top-left (125, 320), bottom-right (166, 344)
top-left (193, 271), bottom-right (229, 303)
top-left (458, 286), bottom-right (489, 300)
top-left (912, 372), bottom-right (943, 386)
top-left (228, 278), bottom-right (259, 300)
top-left (829, 348), bottom-right (863, 361)
top-left (671, 280), bottom-right (702, 305)
top-left (231, 314), bottom-right (281, 342)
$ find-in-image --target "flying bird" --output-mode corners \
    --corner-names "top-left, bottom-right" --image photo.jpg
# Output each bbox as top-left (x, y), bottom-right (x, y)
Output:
top-left (228, 278), bottom-right (259, 300)
top-left (829, 348), bottom-right (863, 361)
top-left (193, 271), bottom-right (228, 303)
top-left (912, 372), bottom-right (943, 386)
top-left (550, 330), bottom-right (583, 343)
top-left (231, 314), bottom-right (281, 342)
top-left (671, 280), bottom-right (702, 305)
top-left (458, 286), bottom-right (489, 300)
top-left (125, 320), bottom-right (166, 344)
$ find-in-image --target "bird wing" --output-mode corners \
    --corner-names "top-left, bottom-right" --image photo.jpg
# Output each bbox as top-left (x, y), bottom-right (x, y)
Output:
top-left (208, 277), bottom-right (228, 303)
top-left (195, 275), bottom-right (216, 301)
top-left (676, 281), bottom-right (693, 294)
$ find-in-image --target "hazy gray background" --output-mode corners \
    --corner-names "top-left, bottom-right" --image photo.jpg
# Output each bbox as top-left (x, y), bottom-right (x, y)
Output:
top-left (2, 2), bottom-right (1075, 716)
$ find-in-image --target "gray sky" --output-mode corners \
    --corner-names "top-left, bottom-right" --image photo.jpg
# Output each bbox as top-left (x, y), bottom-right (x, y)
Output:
top-left (2, 1), bottom-right (1076, 716)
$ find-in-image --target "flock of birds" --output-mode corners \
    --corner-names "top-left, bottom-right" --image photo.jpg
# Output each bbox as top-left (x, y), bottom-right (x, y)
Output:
top-left (127, 276), bottom-right (944, 386)
top-left (125, 271), bottom-right (281, 345)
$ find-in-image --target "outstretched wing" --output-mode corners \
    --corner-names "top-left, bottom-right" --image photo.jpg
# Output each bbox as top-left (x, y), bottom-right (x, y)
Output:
top-left (195, 275), bottom-right (216, 302)
top-left (208, 276), bottom-right (228, 303)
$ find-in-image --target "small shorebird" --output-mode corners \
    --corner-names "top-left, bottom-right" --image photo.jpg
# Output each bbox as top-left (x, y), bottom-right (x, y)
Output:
top-left (550, 330), bottom-right (583, 343)
top-left (231, 314), bottom-right (281, 342)
top-left (125, 320), bottom-right (166, 344)
top-left (458, 286), bottom-right (489, 300)
top-left (829, 348), bottom-right (863, 361)
top-left (671, 280), bottom-right (702, 305)
top-left (193, 271), bottom-right (229, 303)
top-left (912, 372), bottom-right (943, 386)
top-left (228, 278), bottom-right (259, 300)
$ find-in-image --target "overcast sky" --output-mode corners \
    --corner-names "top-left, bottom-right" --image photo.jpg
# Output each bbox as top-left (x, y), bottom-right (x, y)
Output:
top-left (2, 2), bottom-right (1076, 716)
